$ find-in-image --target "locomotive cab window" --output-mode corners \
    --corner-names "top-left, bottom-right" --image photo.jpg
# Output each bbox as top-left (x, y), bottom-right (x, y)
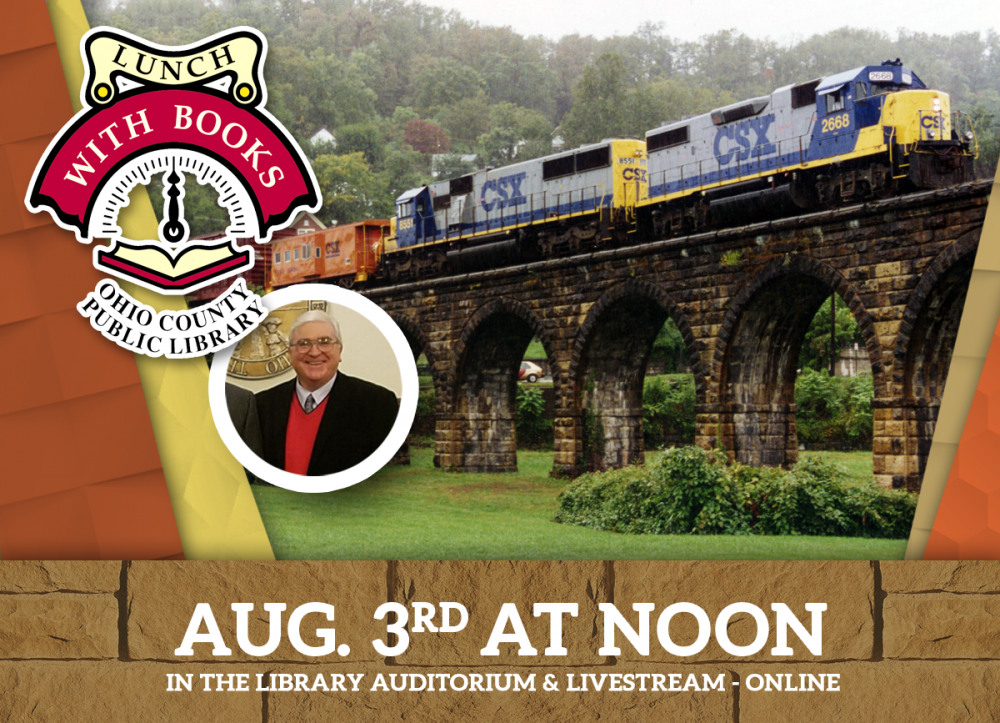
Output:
top-left (856, 82), bottom-right (868, 102)
top-left (398, 202), bottom-right (412, 217)
top-left (825, 89), bottom-right (845, 114)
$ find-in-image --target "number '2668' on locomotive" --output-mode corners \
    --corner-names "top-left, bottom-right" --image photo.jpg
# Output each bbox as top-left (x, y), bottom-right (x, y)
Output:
top-left (639, 61), bottom-right (976, 236)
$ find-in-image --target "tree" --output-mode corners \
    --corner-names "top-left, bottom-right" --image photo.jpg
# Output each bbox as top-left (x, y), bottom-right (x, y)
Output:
top-left (647, 77), bottom-right (735, 126)
top-left (311, 152), bottom-right (390, 225)
top-left (404, 119), bottom-right (451, 155)
top-left (382, 143), bottom-right (426, 202)
top-left (335, 122), bottom-right (388, 167)
top-left (413, 57), bottom-right (486, 115)
top-left (433, 154), bottom-right (478, 180)
top-left (434, 93), bottom-right (491, 151)
top-left (798, 296), bottom-right (864, 373)
top-left (266, 47), bottom-right (377, 138)
top-left (560, 53), bottom-right (657, 146)
top-left (477, 103), bottom-right (553, 166)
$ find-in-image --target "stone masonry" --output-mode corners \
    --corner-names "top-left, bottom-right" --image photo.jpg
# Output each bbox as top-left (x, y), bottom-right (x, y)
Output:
top-left (369, 180), bottom-right (992, 489)
top-left (2, 560), bottom-right (1000, 721)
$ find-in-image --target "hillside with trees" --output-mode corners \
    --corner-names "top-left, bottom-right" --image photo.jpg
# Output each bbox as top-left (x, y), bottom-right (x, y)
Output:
top-left (83, 0), bottom-right (999, 235)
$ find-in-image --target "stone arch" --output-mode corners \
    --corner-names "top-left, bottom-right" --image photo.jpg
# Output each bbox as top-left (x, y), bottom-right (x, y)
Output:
top-left (388, 311), bottom-right (445, 397)
top-left (885, 231), bottom-right (979, 488)
top-left (570, 277), bottom-right (706, 399)
top-left (386, 312), bottom-right (442, 467)
top-left (712, 255), bottom-right (883, 467)
top-left (567, 278), bottom-right (701, 472)
top-left (448, 297), bottom-right (556, 473)
top-left (893, 230), bottom-right (980, 400)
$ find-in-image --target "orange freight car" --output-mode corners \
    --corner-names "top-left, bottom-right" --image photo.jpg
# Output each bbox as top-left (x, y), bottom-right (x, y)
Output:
top-left (268, 220), bottom-right (389, 290)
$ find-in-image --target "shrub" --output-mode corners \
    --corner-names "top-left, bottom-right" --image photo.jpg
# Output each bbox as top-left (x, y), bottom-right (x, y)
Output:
top-left (794, 370), bottom-right (873, 450)
top-left (515, 385), bottom-right (553, 449)
top-left (745, 457), bottom-right (850, 536)
top-left (556, 448), bottom-right (916, 539)
top-left (647, 446), bottom-right (749, 534)
top-left (413, 388), bottom-right (437, 435)
top-left (642, 375), bottom-right (696, 448)
top-left (557, 447), bottom-right (748, 535)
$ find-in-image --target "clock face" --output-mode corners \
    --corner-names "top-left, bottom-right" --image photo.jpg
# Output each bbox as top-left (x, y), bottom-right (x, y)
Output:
top-left (90, 148), bottom-right (258, 243)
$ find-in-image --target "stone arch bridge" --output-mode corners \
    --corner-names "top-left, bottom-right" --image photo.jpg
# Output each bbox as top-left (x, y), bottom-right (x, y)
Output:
top-left (368, 180), bottom-right (993, 490)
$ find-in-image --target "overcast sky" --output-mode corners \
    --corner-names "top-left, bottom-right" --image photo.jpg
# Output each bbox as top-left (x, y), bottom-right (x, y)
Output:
top-left (418, 0), bottom-right (998, 43)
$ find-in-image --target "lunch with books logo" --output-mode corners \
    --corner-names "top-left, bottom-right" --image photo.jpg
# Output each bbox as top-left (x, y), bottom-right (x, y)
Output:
top-left (26, 27), bottom-right (320, 358)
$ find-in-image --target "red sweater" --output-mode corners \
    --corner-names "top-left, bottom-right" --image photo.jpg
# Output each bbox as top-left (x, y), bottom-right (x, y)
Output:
top-left (284, 396), bottom-right (329, 475)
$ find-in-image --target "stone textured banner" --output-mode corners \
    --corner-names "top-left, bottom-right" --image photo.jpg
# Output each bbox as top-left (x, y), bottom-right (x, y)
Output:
top-left (0, 560), bottom-right (998, 721)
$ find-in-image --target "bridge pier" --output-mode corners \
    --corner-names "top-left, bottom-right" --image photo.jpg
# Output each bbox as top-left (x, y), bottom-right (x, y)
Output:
top-left (873, 399), bottom-right (939, 490)
top-left (724, 403), bottom-right (799, 468)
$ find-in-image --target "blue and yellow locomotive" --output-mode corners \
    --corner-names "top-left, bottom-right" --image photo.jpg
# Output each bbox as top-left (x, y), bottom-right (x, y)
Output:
top-left (639, 60), bottom-right (976, 235)
top-left (384, 138), bottom-right (647, 281)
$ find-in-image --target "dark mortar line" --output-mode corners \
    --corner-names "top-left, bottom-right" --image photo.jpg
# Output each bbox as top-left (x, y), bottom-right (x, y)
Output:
top-left (885, 590), bottom-right (1000, 596)
top-left (872, 561), bottom-right (885, 662)
top-left (0, 590), bottom-right (116, 596)
top-left (261, 668), bottom-right (271, 723)
top-left (731, 670), bottom-right (741, 723)
top-left (385, 560), bottom-right (397, 667)
top-left (116, 561), bottom-right (130, 661)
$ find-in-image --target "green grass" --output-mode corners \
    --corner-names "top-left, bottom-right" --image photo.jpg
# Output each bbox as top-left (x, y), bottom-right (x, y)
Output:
top-left (800, 449), bottom-right (874, 484)
top-left (253, 448), bottom-right (906, 560)
top-left (523, 338), bottom-right (546, 359)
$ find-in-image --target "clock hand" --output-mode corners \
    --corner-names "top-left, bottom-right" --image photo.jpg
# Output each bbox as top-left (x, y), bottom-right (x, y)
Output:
top-left (162, 158), bottom-right (189, 244)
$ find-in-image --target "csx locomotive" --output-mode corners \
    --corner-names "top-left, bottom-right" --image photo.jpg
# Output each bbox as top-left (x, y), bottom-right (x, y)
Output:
top-left (639, 60), bottom-right (975, 236)
top-left (268, 61), bottom-right (976, 289)
top-left (383, 137), bottom-right (647, 281)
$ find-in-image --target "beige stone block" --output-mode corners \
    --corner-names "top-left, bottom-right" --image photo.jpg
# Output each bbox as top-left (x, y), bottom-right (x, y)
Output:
top-left (391, 561), bottom-right (608, 666)
top-left (738, 662), bottom-right (1000, 722)
top-left (0, 595), bottom-right (117, 659)
top-left (128, 561), bottom-right (386, 662)
top-left (882, 561), bottom-right (1000, 593)
top-left (883, 421), bottom-right (904, 438)
top-left (883, 593), bottom-right (1000, 658)
top-left (0, 561), bottom-right (119, 593)
top-left (882, 454), bottom-right (905, 476)
top-left (613, 562), bottom-right (873, 662)
top-left (0, 662), bottom-right (262, 722)
top-left (268, 663), bottom-right (732, 722)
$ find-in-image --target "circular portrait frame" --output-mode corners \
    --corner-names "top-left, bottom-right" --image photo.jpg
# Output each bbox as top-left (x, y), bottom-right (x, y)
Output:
top-left (209, 284), bottom-right (419, 493)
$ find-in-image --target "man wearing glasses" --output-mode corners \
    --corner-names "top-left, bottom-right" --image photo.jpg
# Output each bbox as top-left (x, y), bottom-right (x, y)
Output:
top-left (255, 310), bottom-right (399, 475)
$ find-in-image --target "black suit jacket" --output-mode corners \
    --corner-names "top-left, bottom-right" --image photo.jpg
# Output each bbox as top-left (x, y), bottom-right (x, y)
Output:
top-left (256, 373), bottom-right (399, 475)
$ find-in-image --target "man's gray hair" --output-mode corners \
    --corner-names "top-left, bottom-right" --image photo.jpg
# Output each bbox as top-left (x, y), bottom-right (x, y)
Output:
top-left (289, 309), bottom-right (342, 345)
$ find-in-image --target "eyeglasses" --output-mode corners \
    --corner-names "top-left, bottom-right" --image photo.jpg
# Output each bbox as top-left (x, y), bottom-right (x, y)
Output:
top-left (292, 337), bottom-right (339, 352)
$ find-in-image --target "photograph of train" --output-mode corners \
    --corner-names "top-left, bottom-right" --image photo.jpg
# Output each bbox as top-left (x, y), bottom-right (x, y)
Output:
top-left (91, 0), bottom-right (997, 559)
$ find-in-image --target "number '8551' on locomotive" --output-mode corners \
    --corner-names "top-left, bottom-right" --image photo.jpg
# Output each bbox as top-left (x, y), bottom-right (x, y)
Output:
top-left (384, 138), bottom-right (647, 282)
top-left (638, 60), bottom-right (977, 237)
